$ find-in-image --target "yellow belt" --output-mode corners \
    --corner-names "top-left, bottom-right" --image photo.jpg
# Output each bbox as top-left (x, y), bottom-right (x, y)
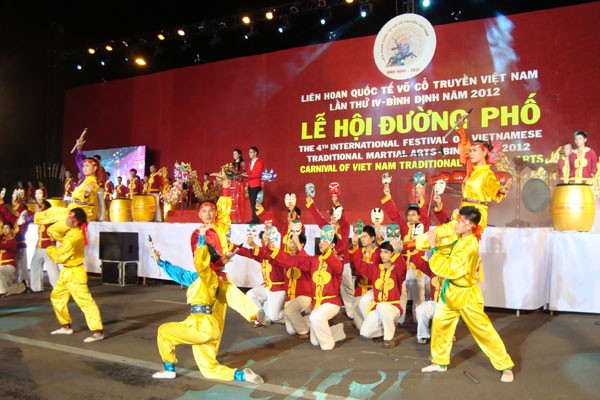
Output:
top-left (367, 300), bottom-right (400, 314)
top-left (314, 294), bottom-right (336, 308)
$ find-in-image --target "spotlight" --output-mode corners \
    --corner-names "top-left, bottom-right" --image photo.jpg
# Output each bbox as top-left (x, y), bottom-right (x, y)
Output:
top-left (177, 28), bottom-right (186, 36)
top-left (242, 15), bottom-right (251, 24)
top-left (265, 10), bottom-right (274, 20)
top-left (157, 33), bottom-right (166, 41)
top-left (318, 0), bottom-right (327, 7)
top-left (122, 40), bottom-right (129, 47)
top-left (422, 0), bottom-right (431, 8)
top-left (328, 31), bottom-right (337, 40)
top-left (290, 5), bottom-right (300, 14)
top-left (244, 26), bottom-right (256, 40)
top-left (105, 45), bottom-right (113, 51)
top-left (76, 64), bottom-right (82, 70)
top-left (134, 57), bottom-right (147, 66)
top-left (360, 3), bottom-right (372, 17)
top-left (451, 10), bottom-right (462, 21)
top-left (345, 0), bottom-right (354, 3)
top-left (87, 48), bottom-right (95, 55)
top-left (218, 21), bottom-right (227, 29)
top-left (320, 17), bottom-right (326, 25)
top-left (100, 60), bottom-right (105, 66)
top-left (278, 17), bottom-right (290, 33)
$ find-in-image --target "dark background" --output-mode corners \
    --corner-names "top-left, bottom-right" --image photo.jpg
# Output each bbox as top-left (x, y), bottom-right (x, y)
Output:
top-left (0, 0), bottom-right (594, 195)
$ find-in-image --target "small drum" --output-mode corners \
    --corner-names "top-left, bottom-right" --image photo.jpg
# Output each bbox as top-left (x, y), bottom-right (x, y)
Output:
top-left (131, 195), bottom-right (156, 222)
top-left (495, 171), bottom-right (512, 186)
top-left (551, 184), bottom-right (595, 231)
top-left (48, 198), bottom-right (66, 208)
top-left (522, 178), bottom-right (550, 212)
top-left (109, 199), bottom-right (132, 222)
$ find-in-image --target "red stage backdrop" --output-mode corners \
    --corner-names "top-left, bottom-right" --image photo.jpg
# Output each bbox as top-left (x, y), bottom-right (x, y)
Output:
top-left (64, 3), bottom-right (600, 226)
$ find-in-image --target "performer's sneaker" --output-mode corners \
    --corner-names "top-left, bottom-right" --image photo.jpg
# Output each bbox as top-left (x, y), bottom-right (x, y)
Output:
top-left (243, 368), bottom-right (264, 384)
top-left (83, 332), bottom-right (104, 343)
top-left (152, 370), bottom-right (176, 379)
top-left (417, 338), bottom-right (430, 344)
top-left (500, 370), bottom-right (514, 383)
top-left (51, 327), bottom-right (74, 335)
top-left (421, 364), bottom-right (447, 373)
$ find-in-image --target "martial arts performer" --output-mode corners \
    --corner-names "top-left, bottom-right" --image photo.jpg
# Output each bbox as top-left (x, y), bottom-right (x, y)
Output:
top-left (151, 224), bottom-right (263, 383)
top-left (47, 208), bottom-right (104, 343)
top-left (421, 206), bottom-right (514, 383)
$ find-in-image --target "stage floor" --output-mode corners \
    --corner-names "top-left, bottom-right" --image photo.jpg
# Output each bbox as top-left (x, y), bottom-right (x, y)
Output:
top-left (1, 279), bottom-right (599, 399)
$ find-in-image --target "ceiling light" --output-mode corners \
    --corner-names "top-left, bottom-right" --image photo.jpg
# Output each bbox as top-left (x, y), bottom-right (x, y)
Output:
top-left (134, 57), bottom-right (147, 66)
top-left (105, 45), bottom-right (113, 51)
top-left (242, 16), bottom-right (251, 24)
top-left (265, 11), bottom-right (274, 20)
top-left (177, 29), bottom-right (186, 36)
top-left (87, 48), bottom-right (95, 55)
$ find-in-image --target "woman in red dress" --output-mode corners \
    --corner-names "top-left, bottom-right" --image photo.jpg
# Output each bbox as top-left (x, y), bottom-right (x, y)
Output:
top-left (229, 149), bottom-right (246, 223)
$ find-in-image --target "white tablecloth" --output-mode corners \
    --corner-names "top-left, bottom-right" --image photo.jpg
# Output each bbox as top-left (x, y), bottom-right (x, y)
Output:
top-left (547, 231), bottom-right (600, 313)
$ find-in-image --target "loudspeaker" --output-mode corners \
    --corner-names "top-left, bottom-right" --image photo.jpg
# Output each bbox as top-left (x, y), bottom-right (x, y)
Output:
top-left (101, 261), bottom-right (138, 286)
top-left (99, 232), bottom-right (139, 261)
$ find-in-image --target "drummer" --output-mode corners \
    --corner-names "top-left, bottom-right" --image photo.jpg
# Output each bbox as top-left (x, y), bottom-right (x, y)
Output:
top-left (569, 130), bottom-right (597, 185)
top-left (557, 143), bottom-right (573, 184)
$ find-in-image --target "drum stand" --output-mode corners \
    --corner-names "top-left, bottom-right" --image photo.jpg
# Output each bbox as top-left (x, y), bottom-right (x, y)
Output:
top-left (506, 162), bottom-right (530, 227)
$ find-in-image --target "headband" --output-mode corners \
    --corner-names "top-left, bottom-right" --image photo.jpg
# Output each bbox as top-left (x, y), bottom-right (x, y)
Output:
top-left (199, 201), bottom-right (216, 210)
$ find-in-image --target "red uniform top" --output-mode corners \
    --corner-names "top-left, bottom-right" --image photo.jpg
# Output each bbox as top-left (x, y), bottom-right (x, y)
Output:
top-left (127, 177), bottom-right (143, 198)
top-left (236, 245), bottom-right (286, 292)
top-left (349, 245), bottom-right (381, 296)
top-left (115, 183), bottom-right (128, 199)
top-left (148, 172), bottom-right (164, 194)
top-left (354, 253), bottom-right (407, 313)
top-left (27, 187), bottom-right (35, 203)
top-left (246, 158), bottom-right (264, 189)
top-left (38, 187), bottom-right (48, 199)
top-left (96, 166), bottom-right (108, 187)
top-left (0, 235), bottom-right (17, 266)
top-left (381, 195), bottom-right (432, 278)
top-left (63, 177), bottom-right (77, 197)
top-left (280, 248), bottom-right (313, 300)
top-left (569, 147), bottom-right (598, 184)
top-left (272, 246), bottom-right (343, 309)
top-left (36, 223), bottom-right (56, 249)
top-left (104, 181), bottom-right (115, 200)
top-left (306, 199), bottom-right (349, 263)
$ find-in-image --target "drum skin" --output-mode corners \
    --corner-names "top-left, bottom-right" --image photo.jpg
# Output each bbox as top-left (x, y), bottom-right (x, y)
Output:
top-left (522, 178), bottom-right (550, 212)
top-left (131, 195), bottom-right (156, 222)
top-left (110, 199), bottom-right (132, 222)
top-left (551, 184), bottom-right (595, 231)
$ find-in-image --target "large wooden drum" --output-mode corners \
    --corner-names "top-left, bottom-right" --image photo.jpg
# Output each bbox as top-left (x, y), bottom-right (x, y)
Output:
top-left (131, 195), bottom-right (156, 222)
top-left (48, 198), bottom-right (66, 208)
top-left (551, 184), bottom-right (595, 231)
top-left (109, 199), bottom-right (132, 222)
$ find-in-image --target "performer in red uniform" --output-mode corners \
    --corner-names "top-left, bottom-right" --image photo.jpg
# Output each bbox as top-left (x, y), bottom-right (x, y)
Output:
top-left (37, 181), bottom-right (48, 200)
top-left (269, 226), bottom-right (346, 350)
top-left (127, 169), bottom-right (143, 198)
top-left (244, 146), bottom-right (264, 224)
top-left (104, 173), bottom-right (115, 201)
top-left (29, 200), bottom-right (60, 291)
top-left (569, 130), bottom-right (598, 184)
top-left (353, 241), bottom-right (407, 348)
top-left (557, 143), bottom-right (573, 184)
top-left (147, 164), bottom-right (164, 221)
top-left (115, 176), bottom-right (128, 199)
top-left (0, 222), bottom-right (27, 296)
top-left (63, 170), bottom-right (77, 204)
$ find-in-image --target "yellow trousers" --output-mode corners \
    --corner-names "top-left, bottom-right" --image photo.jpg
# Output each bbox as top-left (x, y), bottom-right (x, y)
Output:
top-left (430, 300), bottom-right (514, 370)
top-left (157, 314), bottom-right (237, 381)
top-left (157, 280), bottom-right (258, 380)
top-left (51, 266), bottom-right (103, 331)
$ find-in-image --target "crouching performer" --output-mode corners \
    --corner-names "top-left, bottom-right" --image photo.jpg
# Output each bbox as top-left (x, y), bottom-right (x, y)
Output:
top-left (152, 223), bottom-right (264, 384)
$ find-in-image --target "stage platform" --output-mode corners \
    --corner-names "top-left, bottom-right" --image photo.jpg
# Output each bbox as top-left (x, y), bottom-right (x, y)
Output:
top-left (24, 222), bottom-right (600, 314)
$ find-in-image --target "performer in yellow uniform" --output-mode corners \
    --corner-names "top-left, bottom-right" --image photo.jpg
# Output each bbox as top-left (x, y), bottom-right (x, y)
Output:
top-left (28, 157), bottom-right (99, 239)
top-left (421, 206), bottom-right (514, 383)
top-left (151, 224), bottom-right (263, 383)
top-left (47, 207), bottom-right (104, 343)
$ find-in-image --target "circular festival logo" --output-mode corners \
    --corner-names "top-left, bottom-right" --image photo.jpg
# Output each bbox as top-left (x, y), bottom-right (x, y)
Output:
top-left (373, 13), bottom-right (437, 80)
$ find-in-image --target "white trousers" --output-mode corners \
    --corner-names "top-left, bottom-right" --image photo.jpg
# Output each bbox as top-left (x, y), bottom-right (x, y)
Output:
top-left (97, 189), bottom-right (106, 221)
top-left (0, 265), bottom-right (25, 295)
top-left (360, 302), bottom-right (401, 341)
top-left (398, 272), bottom-right (431, 325)
top-left (353, 289), bottom-right (374, 330)
top-left (415, 300), bottom-right (437, 340)
top-left (151, 193), bottom-right (163, 222)
top-left (16, 248), bottom-right (28, 283)
top-left (246, 286), bottom-right (286, 324)
top-left (309, 302), bottom-right (345, 350)
top-left (284, 295), bottom-right (312, 335)
top-left (29, 247), bottom-right (60, 292)
top-left (340, 263), bottom-right (355, 318)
